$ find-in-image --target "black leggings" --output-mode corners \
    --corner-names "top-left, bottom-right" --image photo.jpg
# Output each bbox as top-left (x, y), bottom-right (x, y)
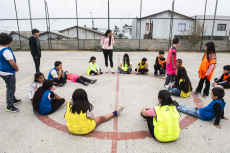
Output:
top-left (53, 74), bottom-right (67, 84)
top-left (196, 77), bottom-right (210, 95)
top-left (103, 49), bottom-right (113, 67)
top-left (76, 76), bottom-right (92, 85)
top-left (47, 98), bottom-right (65, 115)
top-left (141, 113), bottom-right (157, 140)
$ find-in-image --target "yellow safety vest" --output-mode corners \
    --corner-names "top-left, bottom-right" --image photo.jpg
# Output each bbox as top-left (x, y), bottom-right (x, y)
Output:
top-left (153, 105), bottom-right (180, 142)
top-left (139, 62), bottom-right (148, 73)
top-left (121, 60), bottom-right (130, 71)
top-left (64, 101), bottom-right (96, 135)
top-left (87, 62), bottom-right (98, 75)
top-left (179, 79), bottom-right (190, 98)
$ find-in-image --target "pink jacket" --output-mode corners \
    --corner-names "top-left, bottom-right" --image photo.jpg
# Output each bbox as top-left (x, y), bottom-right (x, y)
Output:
top-left (67, 73), bottom-right (81, 82)
top-left (100, 36), bottom-right (114, 50)
top-left (205, 53), bottom-right (216, 76)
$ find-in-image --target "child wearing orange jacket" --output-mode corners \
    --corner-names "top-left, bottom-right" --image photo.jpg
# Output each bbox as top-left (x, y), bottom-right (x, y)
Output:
top-left (194, 42), bottom-right (217, 98)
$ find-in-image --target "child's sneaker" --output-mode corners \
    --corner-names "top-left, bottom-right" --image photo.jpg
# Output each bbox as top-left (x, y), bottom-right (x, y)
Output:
top-left (91, 73), bottom-right (94, 76)
top-left (90, 79), bottom-right (97, 84)
top-left (214, 85), bottom-right (224, 89)
top-left (84, 82), bottom-right (89, 86)
top-left (202, 94), bottom-right (208, 98)
top-left (116, 104), bottom-right (125, 115)
top-left (13, 98), bottom-right (22, 105)
top-left (154, 73), bottom-right (157, 76)
top-left (106, 68), bottom-right (109, 73)
top-left (137, 72), bottom-right (141, 75)
top-left (6, 105), bottom-right (19, 113)
top-left (164, 84), bottom-right (169, 88)
top-left (111, 69), bottom-right (115, 74)
top-left (194, 91), bottom-right (200, 95)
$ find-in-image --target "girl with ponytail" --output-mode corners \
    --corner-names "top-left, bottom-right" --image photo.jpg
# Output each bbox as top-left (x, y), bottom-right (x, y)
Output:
top-left (141, 90), bottom-right (180, 142)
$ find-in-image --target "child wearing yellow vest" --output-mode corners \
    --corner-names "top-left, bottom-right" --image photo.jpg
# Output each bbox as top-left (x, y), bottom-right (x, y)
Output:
top-left (64, 89), bottom-right (125, 135)
top-left (213, 65), bottom-right (230, 89)
top-left (168, 67), bottom-right (192, 98)
top-left (194, 42), bottom-right (217, 98)
top-left (87, 56), bottom-right (103, 76)
top-left (118, 53), bottom-right (132, 74)
top-left (141, 90), bottom-right (180, 142)
top-left (135, 57), bottom-right (148, 75)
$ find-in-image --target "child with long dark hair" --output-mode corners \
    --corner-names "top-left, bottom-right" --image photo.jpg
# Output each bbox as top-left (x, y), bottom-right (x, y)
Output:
top-left (195, 42), bottom-right (217, 98)
top-left (101, 29), bottom-right (115, 74)
top-left (168, 67), bottom-right (192, 98)
top-left (64, 89), bottom-right (124, 135)
top-left (141, 90), bottom-right (180, 142)
top-left (33, 80), bottom-right (65, 115)
top-left (87, 56), bottom-right (103, 76)
top-left (118, 53), bottom-right (132, 74)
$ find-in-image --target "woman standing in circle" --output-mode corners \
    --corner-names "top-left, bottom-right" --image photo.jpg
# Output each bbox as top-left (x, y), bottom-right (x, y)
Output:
top-left (101, 30), bottom-right (115, 74)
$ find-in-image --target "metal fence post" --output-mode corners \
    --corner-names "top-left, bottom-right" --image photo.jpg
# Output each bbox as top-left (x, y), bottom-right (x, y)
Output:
top-left (211, 0), bottom-right (218, 41)
top-left (14, 0), bottom-right (22, 49)
top-left (108, 0), bottom-right (110, 29)
top-left (200, 0), bottom-right (207, 51)
top-left (44, 0), bottom-right (50, 50)
top-left (75, 0), bottom-right (79, 50)
top-left (28, 0), bottom-right (33, 33)
top-left (139, 0), bottom-right (142, 49)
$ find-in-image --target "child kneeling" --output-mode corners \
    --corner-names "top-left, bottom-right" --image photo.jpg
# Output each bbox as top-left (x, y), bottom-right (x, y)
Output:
top-left (33, 80), bottom-right (65, 115)
top-left (141, 90), bottom-right (180, 142)
top-left (66, 72), bottom-right (97, 86)
top-left (177, 87), bottom-right (228, 129)
top-left (65, 89), bottom-right (125, 135)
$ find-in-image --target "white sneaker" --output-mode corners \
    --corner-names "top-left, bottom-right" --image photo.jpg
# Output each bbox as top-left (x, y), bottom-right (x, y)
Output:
top-left (111, 69), bottom-right (115, 74)
top-left (164, 85), bottom-right (169, 88)
top-left (106, 68), bottom-right (109, 73)
top-left (214, 85), bottom-right (224, 89)
top-left (116, 104), bottom-right (125, 115)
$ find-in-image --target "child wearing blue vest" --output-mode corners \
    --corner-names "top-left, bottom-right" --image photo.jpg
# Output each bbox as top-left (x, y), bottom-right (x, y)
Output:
top-left (0, 33), bottom-right (21, 112)
top-left (48, 61), bottom-right (67, 87)
top-left (141, 90), bottom-right (180, 142)
top-left (177, 87), bottom-right (228, 129)
top-left (87, 56), bottom-right (103, 76)
top-left (64, 88), bottom-right (124, 135)
top-left (33, 80), bottom-right (65, 115)
top-left (118, 53), bottom-right (132, 74)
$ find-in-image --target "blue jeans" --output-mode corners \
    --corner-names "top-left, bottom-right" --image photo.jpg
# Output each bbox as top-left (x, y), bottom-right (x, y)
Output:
top-left (177, 105), bottom-right (201, 119)
top-left (118, 67), bottom-right (132, 74)
top-left (168, 85), bottom-right (181, 96)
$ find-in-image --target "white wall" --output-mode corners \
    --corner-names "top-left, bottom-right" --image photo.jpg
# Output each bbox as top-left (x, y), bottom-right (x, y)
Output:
top-left (11, 33), bottom-right (27, 41)
top-left (38, 33), bottom-right (68, 40)
top-left (124, 28), bottom-right (132, 39)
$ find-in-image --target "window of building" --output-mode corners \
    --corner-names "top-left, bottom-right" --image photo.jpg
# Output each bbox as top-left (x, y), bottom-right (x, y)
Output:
top-left (178, 23), bottom-right (186, 32)
top-left (217, 24), bottom-right (226, 31)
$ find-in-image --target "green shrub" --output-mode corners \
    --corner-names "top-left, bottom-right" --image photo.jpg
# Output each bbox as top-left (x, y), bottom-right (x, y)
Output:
top-left (11, 47), bottom-right (20, 51)
top-left (92, 44), bottom-right (102, 52)
top-left (20, 47), bottom-right (30, 51)
top-left (92, 44), bottom-right (148, 52)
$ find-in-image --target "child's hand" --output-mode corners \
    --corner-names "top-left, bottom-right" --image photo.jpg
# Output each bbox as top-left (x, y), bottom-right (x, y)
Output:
top-left (225, 117), bottom-right (228, 120)
top-left (173, 65), bottom-right (176, 69)
top-left (214, 125), bottom-right (222, 129)
top-left (136, 72), bottom-right (138, 74)
top-left (16, 65), bottom-right (19, 72)
top-left (97, 71), bottom-right (100, 75)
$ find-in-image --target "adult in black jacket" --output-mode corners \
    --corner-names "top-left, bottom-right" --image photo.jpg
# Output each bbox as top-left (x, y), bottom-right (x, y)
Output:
top-left (29, 29), bottom-right (41, 72)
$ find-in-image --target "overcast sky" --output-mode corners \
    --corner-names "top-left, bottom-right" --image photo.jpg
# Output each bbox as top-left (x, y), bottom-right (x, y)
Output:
top-left (0, 0), bottom-right (230, 33)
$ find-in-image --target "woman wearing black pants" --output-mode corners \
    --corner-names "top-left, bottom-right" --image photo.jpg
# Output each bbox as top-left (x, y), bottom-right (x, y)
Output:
top-left (101, 30), bottom-right (115, 74)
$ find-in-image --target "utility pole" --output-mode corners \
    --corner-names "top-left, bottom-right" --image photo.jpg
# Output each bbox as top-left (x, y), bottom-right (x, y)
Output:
top-left (139, 0), bottom-right (142, 49)
top-left (200, 0), bottom-right (207, 51)
top-left (211, 0), bottom-right (218, 41)
top-left (90, 12), bottom-right (94, 29)
top-left (75, 0), bottom-right (79, 50)
top-left (169, 0), bottom-right (175, 48)
top-left (14, 0), bottom-right (22, 49)
top-left (28, 0), bottom-right (33, 33)
top-left (108, 0), bottom-right (110, 29)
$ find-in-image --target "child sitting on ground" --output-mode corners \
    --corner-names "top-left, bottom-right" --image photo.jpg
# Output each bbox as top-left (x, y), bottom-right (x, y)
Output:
top-left (87, 56), bottom-right (103, 76)
top-left (135, 57), bottom-right (149, 75)
top-left (66, 71), bottom-right (97, 86)
top-left (175, 59), bottom-right (183, 75)
top-left (33, 80), bottom-right (65, 115)
top-left (0, 33), bottom-right (21, 112)
top-left (164, 38), bottom-right (179, 88)
top-left (176, 87), bottom-right (228, 129)
top-left (48, 61), bottom-right (67, 87)
top-left (154, 50), bottom-right (166, 76)
top-left (141, 90), bottom-right (180, 142)
top-left (168, 67), bottom-right (192, 98)
top-left (194, 42), bottom-right (217, 98)
top-left (118, 53), bottom-right (132, 74)
top-left (28, 72), bottom-right (55, 102)
top-left (213, 65), bottom-right (230, 89)
top-left (64, 88), bottom-right (124, 134)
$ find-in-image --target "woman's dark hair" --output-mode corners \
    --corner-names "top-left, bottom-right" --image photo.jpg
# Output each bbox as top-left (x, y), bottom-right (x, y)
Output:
top-left (71, 89), bottom-right (94, 114)
top-left (104, 29), bottom-right (112, 46)
top-left (33, 72), bottom-right (44, 83)
top-left (32, 80), bottom-right (53, 112)
top-left (205, 41), bottom-right (216, 60)
top-left (123, 54), bottom-right (130, 67)
top-left (54, 61), bottom-right (62, 67)
top-left (158, 90), bottom-right (174, 106)
top-left (175, 67), bottom-right (192, 93)
top-left (0, 33), bottom-right (13, 45)
top-left (89, 56), bottom-right (96, 63)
